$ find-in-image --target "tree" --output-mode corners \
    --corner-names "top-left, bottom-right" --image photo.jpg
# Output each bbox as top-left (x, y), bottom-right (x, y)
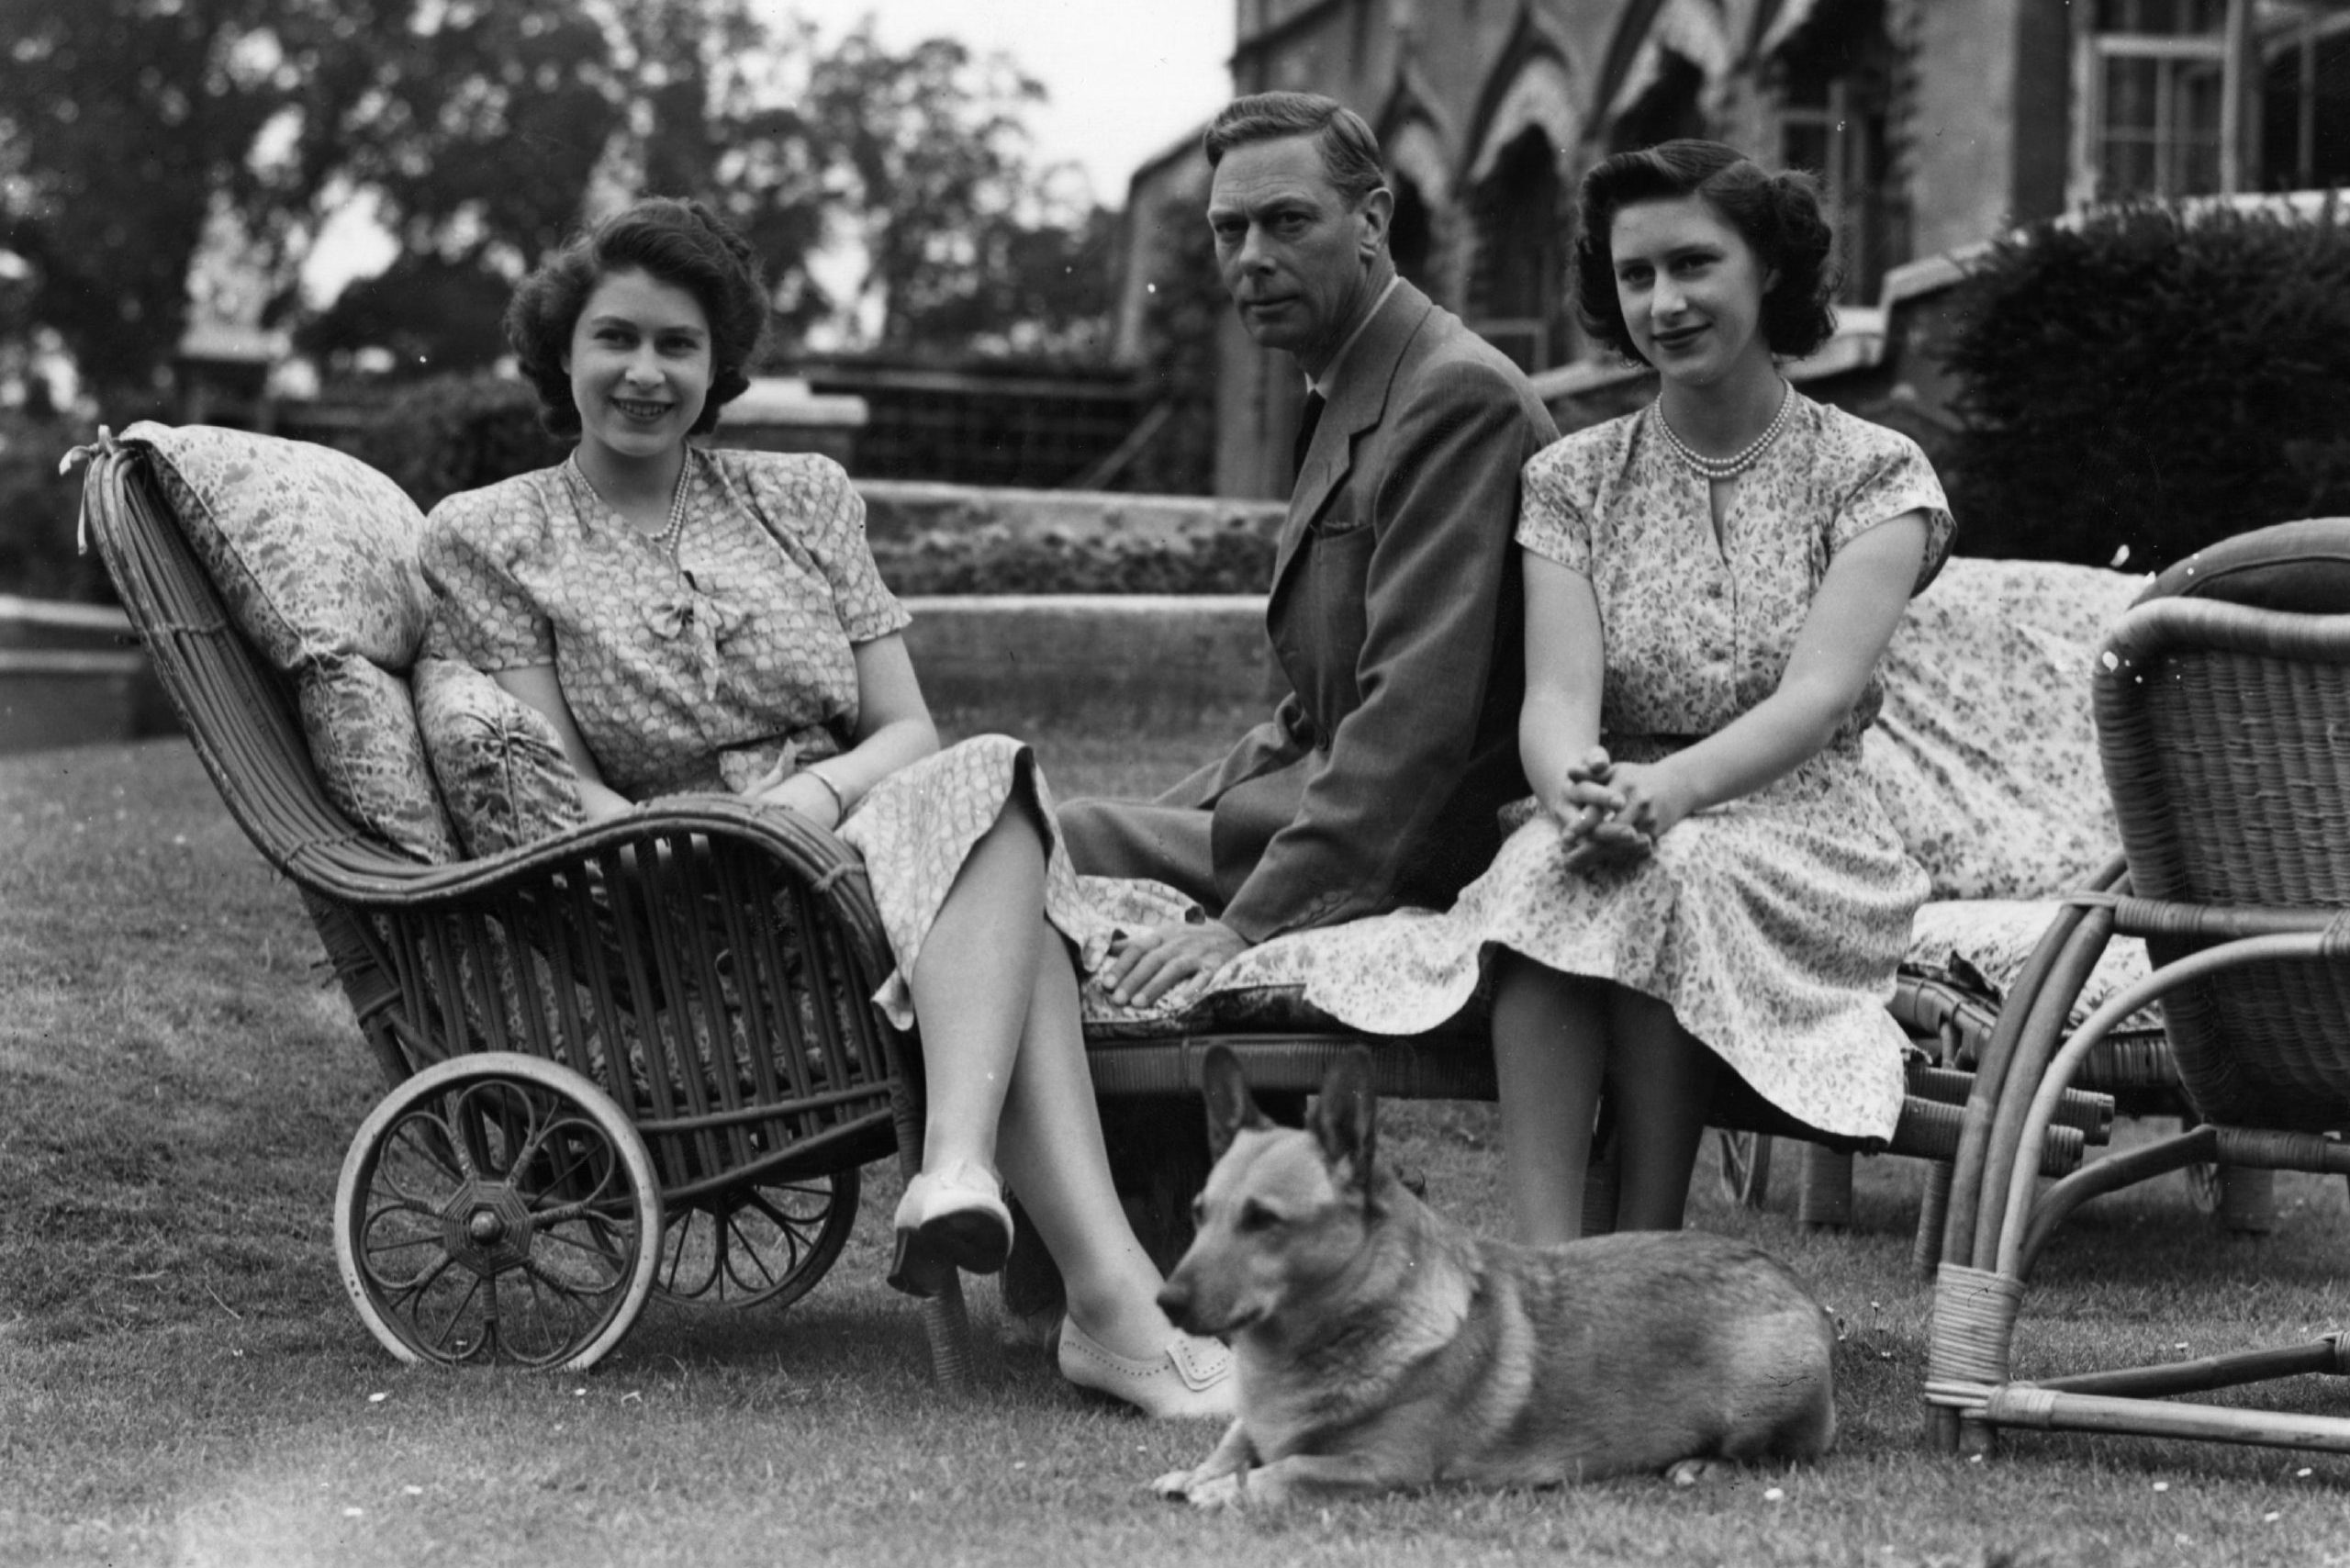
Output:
top-left (0, 1), bottom-right (1114, 394)
top-left (805, 23), bottom-right (1084, 353)
top-left (0, 0), bottom-right (829, 393)
top-left (293, 252), bottom-right (514, 375)
top-left (885, 175), bottom-right (1120, 359)
top-left (0, 0), bottom-right (313, 400)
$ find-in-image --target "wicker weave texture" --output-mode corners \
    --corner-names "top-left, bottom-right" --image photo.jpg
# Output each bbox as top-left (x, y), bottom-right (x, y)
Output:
top-left (2098, 599), bottom-right (2350, 1129)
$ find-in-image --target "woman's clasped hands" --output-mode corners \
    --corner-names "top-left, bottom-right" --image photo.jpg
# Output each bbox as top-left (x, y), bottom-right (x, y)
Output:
top-left (1551, 745), bottom-right (1696, 870)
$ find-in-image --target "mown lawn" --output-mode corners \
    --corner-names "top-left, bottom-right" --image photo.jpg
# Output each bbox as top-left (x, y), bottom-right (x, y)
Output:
top-left (5, 720), bottom-right (2350, 1567)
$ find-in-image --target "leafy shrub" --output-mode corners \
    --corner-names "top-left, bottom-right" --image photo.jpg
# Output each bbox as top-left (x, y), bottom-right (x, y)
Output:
top-left (353, 372), bottom-right (566, 511)
top-left (349, 367), bottom-right (1271, 592)
top-left (0, 410), bottom-right (110, 602)
top-left (871, 520), bottom-right (1273, 595)
top-left (1942, 198), bottom-right (2350, 572)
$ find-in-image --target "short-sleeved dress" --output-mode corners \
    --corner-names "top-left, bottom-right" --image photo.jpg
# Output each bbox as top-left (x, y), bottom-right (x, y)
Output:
top-left (421, 447), bottom-right (1183, 1027)
top-left (1177, 396), bottom-right (1954, 1140)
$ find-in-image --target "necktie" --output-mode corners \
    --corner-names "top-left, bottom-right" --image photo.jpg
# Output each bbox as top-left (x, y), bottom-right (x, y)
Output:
top-left (1292, 390), bottom-right (1326, 483)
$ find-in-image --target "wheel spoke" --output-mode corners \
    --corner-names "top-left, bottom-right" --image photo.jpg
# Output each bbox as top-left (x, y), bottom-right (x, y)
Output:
top-left (648, 1170), bottom-right (854, 1313)
top-left (422, 1270), bottom-right (484, 1356)
top-left (720, 1209), bottom-right (787, 1292)
top-left (376, 1114), bottom-right (466, 1200)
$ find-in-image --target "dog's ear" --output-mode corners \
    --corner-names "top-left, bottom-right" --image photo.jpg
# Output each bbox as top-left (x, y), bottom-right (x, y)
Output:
top-left (1200, 1044), bottom-right (1270, 1161)
top-left (1311, 1046), bottom-right (1377, 1200)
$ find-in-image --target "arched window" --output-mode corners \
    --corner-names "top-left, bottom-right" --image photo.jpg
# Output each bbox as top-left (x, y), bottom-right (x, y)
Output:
top-left (1390, 174), bottom-right (1436, 292)
top-left (1467, 128), bottom-right (1567, 374)
top-left (1609, 50), bottom-right (1707, 153)
top-left (1772, 0), bottom-right (1900, 301)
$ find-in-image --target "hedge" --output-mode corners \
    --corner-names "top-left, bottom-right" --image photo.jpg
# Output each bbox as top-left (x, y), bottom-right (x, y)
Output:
top-left (352, 373), bottom-right (568, 511)
top-left (0, 410), bottom-right (109, 604)
top-left (1942, 197), bottom-right (2350, 572)
top-left (355, 370), bottom-right (1276, 595)
top-left (1, 374), bottom-right (1274, 602)
top-left (868, 520), bottom-right (1270, 596)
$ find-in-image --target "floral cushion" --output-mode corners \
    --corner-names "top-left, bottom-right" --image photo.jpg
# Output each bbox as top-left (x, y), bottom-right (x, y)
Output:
top-left (1905, 899), bottom-right (2162, 1035)
top-left (1863, 555), bottom-right (2146, 901)
top-left (413, 658), bottom-right (584, 858)
top-left (122, 421), bottom-right (457, 863)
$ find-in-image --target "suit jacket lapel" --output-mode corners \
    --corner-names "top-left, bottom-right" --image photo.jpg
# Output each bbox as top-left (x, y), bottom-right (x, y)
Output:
top-left (1271, 279), bottom-right (1436, 591)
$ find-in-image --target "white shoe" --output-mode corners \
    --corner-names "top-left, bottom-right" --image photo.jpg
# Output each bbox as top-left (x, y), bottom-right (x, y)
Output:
top-left (1058, 1316), bottom-right (1236, 1420)
top-left (886, 1162), bottom-right (1012, 1298)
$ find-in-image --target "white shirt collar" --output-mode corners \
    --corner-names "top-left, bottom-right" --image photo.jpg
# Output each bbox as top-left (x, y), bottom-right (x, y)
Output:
top-left (1306, 275), bottom-right (1403, 398)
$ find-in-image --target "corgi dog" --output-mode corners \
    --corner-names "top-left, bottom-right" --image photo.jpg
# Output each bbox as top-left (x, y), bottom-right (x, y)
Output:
top-left (1152, 1045), bottom-right (1836, 1508)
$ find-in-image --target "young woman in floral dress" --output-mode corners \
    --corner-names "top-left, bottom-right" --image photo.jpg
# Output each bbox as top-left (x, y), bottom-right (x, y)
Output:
top-left (421, 197), bottom-right (1229, 1417)
top-left (1482, 141), bottom-right (1953, 1241)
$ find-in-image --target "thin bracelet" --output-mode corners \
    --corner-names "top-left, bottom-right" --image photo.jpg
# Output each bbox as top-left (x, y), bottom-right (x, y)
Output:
top-left (801, 767), bottom-right (847, 827)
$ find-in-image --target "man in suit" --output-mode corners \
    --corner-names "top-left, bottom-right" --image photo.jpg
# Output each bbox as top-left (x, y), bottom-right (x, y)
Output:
top-left (997, 93), bottom-right (1556, 1308)
top-left (1070, 91), bottom-right (1556, 999)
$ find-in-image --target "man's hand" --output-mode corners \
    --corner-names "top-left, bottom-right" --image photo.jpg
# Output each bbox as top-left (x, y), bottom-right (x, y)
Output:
top-left (1102, 916), bottom-right (1248, 1007)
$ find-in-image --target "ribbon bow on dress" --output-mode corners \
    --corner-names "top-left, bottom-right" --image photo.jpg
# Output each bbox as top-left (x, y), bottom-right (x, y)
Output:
top-left (641, 580), bottom-right (750, 703)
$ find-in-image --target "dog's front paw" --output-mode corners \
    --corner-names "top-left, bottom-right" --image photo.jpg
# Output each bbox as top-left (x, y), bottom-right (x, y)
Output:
top-left (1149, 1467), bottom-right (1198, 1501)
top-left (1185, 1471), bottom-right (1248, 1511)
top-left (1665, 1458), bottom-right (1730, 1488)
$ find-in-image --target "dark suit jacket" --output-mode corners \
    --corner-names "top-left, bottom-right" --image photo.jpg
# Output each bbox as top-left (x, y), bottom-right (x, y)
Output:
top-left (1159, 278), bottom-right (1559, 942)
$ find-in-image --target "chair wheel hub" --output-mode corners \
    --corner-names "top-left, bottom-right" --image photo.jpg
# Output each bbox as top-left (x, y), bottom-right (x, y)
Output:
top-left (442, 1182), bottom-right (534, 1275)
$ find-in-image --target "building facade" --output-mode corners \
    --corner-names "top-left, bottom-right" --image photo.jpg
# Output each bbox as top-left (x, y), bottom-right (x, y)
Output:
top-left (1199, 0), bottom-right (2349, 498)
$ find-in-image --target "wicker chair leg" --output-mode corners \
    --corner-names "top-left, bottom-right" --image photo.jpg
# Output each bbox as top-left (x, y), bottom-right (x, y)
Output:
top-left (1798, 1146), bottom-right (1855, 1228)
top-left (920, 1281), bottom-right (975, 1396)
top-left (886, 1039), bottom-right (978, 1393)
top-left (1927, 1404), bottom-right (1961, 1453)
top-left (1913, 1159), bottom-right (1954, 1277)
top-left (2218, 1166), bottom-right (2278, 1234)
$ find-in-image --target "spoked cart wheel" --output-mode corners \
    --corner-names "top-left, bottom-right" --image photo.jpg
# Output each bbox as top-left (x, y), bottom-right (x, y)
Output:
top-left (1716, 1130), bottom-right (1774, 1209)
top-left (655, 1169), bottom-right (859, 1311)
top-left (334, 1052), bottom-right (663, 1372)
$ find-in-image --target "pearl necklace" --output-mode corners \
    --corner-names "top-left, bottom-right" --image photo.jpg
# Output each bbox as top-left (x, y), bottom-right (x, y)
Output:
top-left (572, 453), bottom-right (693, 554)
top-left (1653, 383), bottom-right (1793, 481)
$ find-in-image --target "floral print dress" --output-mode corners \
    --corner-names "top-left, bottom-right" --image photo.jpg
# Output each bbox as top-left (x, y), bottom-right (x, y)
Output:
top-left (1178, 396), bottom-right (1954, 1140)
top-left (421, 447), bottom-right (1177, 1028)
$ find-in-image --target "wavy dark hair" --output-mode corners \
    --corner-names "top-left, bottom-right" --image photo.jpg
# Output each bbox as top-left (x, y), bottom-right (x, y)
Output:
top-left (505, 197), bottom-right (769, 437)
top-left (1203, 91), bottom-right (1386, 207)
top-left (1571, 140), bottom-right (1838, 364)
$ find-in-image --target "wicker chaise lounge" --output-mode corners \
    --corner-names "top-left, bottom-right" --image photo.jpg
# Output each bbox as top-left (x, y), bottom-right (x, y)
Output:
top-left (75, 419), bottom-right (2126, 1384)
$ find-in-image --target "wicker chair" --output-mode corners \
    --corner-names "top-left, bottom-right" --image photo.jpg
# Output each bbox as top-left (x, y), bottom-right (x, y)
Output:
top-left (1926, 519), bottom-right (2350, 1459)
top-left (77, 432), bottom-right (977, 1384)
